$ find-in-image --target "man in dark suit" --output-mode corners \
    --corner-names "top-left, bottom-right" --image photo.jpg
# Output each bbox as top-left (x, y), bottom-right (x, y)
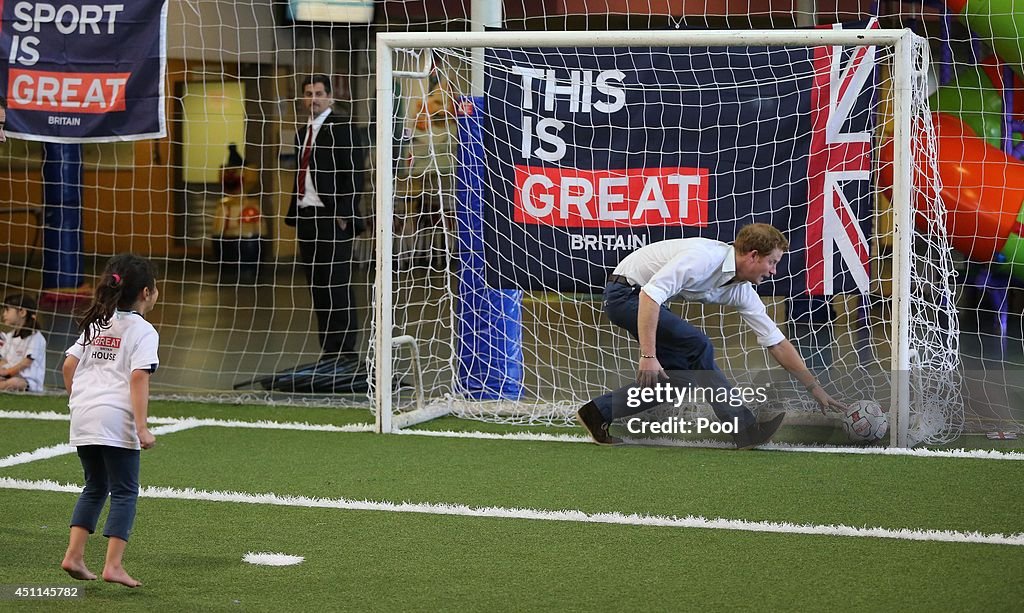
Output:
top-left (285, 74), bottom-right (367, 365)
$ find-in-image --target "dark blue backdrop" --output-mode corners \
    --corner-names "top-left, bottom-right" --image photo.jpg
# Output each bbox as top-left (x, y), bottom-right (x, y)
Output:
top-left (0, 0), bottom-right (167, 142)
top-left (483, 41), bottom-right (875, 296)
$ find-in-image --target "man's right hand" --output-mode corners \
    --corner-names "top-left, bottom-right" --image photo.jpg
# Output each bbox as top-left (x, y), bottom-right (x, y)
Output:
top-left (809, 385), bottom-right (848, 415)
top-left (637, 356), bottom-right (668, 388)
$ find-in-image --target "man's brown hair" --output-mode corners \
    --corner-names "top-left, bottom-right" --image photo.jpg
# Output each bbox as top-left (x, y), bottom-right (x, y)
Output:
top-left (734, 223), bottom-right (789, 255)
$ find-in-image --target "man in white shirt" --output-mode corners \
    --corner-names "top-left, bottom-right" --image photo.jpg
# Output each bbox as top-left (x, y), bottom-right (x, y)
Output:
top-left (284, 74), bottom-right (367, 367)
top-left (577, 223), bottom-right (846, 448)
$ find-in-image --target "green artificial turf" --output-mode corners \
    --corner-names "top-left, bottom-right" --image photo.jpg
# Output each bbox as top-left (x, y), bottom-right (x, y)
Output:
top-left (0, 393), bottom-right (70, 413)
top-left (0, 393), bottom-right (373, 427)
top-left (4, 422), bottom-right (1023, 535)
top-left (2, 395), bottom-right (1023, 611)
top-left (0, 490), bottom-right (1021, 613)
top-left (0, 419), bottom-right (69, 457)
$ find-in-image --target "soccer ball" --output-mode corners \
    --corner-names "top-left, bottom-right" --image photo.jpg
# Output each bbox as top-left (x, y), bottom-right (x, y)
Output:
top-left (842, 400), bottom-right (889, 443)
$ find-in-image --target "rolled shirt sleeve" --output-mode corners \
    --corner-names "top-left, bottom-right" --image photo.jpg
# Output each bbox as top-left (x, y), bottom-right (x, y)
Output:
top-left (733, 286), bottom-right (786, 347)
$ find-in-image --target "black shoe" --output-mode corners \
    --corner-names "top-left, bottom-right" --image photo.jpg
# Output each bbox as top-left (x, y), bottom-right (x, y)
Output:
top-left (733, 413), bottom-right (786, 450)
top-left (576, 401), bottom-right (622, 445)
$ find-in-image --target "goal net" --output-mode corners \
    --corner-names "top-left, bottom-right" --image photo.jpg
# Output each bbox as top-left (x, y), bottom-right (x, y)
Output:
top-left (373, 27), bottom-right (963, 446)
top-left (6, 2), bottom-right (1022, 448)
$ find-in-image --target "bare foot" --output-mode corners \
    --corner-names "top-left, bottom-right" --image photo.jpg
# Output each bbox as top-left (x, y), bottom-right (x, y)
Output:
top-left (102, 566), bottom-right (141, 588)
top-left (61, 558), bottom-right (97, 581)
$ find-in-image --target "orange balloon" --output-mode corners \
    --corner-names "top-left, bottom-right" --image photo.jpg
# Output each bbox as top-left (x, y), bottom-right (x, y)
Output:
top-left (878, 113), bottom-right (1024, 260)
top-left (932, 114), bottom-right (1024, 258)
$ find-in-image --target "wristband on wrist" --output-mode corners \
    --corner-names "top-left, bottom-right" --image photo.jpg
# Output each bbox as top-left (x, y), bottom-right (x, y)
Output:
top-left (641, 354), bottom-right (657, 359)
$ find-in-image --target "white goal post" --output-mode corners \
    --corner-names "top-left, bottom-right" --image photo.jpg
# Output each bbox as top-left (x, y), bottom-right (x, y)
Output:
top-left (373, 28), bottom-right (957, 448)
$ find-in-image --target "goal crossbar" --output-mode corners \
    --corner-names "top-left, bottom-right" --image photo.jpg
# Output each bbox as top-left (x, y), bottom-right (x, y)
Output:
top-left (377, 29), bottom-right (918, 49)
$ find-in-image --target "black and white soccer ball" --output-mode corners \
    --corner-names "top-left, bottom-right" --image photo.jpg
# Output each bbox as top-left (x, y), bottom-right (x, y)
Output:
top-left (842, 400), bottom-right (889, 443)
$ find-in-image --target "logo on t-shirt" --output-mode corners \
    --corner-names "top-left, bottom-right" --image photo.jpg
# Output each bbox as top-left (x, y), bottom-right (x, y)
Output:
top-left (92, 336), bottom-right (122, 348)
top-left (90, 335), bottom-right (121, 361)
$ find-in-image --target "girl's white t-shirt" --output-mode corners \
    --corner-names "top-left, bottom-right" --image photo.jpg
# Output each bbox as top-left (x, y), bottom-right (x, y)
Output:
top-left (66, 311), bottom-right (160, 450)
top-left (0, 330), bottom-right (47, 391)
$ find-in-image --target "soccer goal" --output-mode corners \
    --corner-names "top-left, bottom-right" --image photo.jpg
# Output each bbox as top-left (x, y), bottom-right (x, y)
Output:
top-left (372, 27), bottom-right (961, 447)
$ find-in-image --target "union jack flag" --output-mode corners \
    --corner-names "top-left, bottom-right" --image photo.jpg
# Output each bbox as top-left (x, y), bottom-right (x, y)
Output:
top-left (806, 20), bottom-right (878, 295)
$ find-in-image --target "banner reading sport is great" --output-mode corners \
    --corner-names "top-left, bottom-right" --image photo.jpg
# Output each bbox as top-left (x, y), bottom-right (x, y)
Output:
top-left (0, 0), bottom-right (167, 142)
top-left (483, 27), bottom-right (877, 296)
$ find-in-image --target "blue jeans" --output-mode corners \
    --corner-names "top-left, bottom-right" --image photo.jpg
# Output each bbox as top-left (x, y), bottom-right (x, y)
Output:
top-left (592, 282), bottom-right (756, 429)
top-left (69, 445), bottom-right (140, 542)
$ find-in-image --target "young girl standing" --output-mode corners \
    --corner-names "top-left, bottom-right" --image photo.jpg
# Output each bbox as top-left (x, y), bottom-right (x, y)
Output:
top-left (60, 254), bottom-right (160, 588)
top-left (0, 294), bottom-right (46, 392)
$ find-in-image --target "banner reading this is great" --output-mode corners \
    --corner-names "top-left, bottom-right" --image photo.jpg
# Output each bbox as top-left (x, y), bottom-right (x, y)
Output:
top-left (482, 30), bottom-right (878, 295)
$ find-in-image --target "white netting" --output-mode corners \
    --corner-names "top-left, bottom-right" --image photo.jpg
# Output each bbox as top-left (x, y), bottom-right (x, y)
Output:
top-left (1, 3), bottom-right (1021, 447)
top-left (373, 30), bottom-right (968, 445)
top-left (905, 39), bottom-right (963, 443)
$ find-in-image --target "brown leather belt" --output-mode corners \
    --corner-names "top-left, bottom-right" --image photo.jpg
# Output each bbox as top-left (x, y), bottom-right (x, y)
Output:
top-left (607, 274), bottom-right (634, 286)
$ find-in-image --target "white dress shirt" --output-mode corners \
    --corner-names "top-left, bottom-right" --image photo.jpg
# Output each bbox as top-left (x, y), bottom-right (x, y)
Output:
top-left (613, 237), bottom-right (786, 347)
top-left (298, 108), bottom-right (333, 209)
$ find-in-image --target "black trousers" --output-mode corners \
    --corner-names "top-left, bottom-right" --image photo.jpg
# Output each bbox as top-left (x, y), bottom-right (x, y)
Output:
top-left (296, 210), bottom-right (358, 359)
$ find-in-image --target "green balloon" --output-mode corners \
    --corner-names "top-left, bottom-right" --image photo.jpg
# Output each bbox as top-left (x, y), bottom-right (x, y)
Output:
top-left (999, 211), bottom-right (1024, 281)
top-left (1001, 239), bottom-right (1024, 281)
top-left (929, 66), bottom-right (1005, 147)
top-left (958, 0), bottom-right (1024, 78)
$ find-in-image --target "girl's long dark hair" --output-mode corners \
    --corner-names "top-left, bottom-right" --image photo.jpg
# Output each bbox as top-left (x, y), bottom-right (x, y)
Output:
top-left (77, 254), bottom-right (157, 346)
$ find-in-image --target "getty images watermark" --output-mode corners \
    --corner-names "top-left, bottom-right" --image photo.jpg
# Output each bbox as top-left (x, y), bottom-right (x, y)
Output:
top-left (623, 382), bottom-right (768, 435)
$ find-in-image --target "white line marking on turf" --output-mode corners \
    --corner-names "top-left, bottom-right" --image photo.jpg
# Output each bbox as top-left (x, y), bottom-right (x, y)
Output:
top-left (2, 476), bottom-right (1022, 547)
top-left (0, 410), bottom-right (374, 433)
top-left (759, 442), bottom-right (1024, 460)
top-left (396, 429), bottom-right (1024, 460)
top-left (393, 428), bottom-right (589, 444)
top-left (158, 418), bottom-right (374, 433)
top-left (243, 552), bottom-right (304, 566)
top-left (617, 436), bottom-right (1024, 460)
top-left (2, 410), bottom-right (1021, 460)
top-left (0, 443), bottom-right (75, 468)
top-left (0, 422), bottom-right (201, 468)
top-left (0, 410), bottom-right (71, 421)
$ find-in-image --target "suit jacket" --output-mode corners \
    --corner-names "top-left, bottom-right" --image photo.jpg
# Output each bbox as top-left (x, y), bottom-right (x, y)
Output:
top-left (286, 112), bottom-right (368, 234)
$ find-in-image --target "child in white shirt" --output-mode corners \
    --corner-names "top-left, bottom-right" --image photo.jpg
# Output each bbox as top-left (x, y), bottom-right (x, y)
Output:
top-left (60, 254), bottom-right (160, 589)
top-left (0, 294), bottom-right (46, 392)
